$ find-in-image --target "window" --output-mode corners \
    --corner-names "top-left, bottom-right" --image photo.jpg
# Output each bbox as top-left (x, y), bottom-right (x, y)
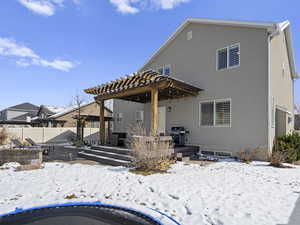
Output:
top-left (215, 100), bottom-right (231, 126)
top-left (229, 45), bottom-right (240, 67)
top-left (200, 99), bottom-right (231, 127)
top-left (217, 48), bottom-right (228, 70)
top-left (158, 67), bottom-right (164, 75)
top-left (217, 44), bottom-right (240, 70)
top-left (164, 65), bottom-right (171, 76)
top-left (156, 65), bottom-right (171, 76)
top-left (201, 102), bottom-right (214, 126)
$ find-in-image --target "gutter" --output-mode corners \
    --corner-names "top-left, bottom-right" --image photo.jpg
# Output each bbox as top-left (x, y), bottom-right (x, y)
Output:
top-left (267, 24), bottom-right (279, 154)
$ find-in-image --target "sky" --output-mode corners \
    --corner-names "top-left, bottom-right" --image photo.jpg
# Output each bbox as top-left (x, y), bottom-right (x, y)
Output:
top-left (0, 0), bottom-right (299, 109)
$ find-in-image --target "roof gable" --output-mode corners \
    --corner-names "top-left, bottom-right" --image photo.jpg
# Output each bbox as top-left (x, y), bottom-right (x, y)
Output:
top-left (139, 18), bottom-right (277, 71)
top-left (276, 21), bottom-right (298, 78)
top-left (8, 102), bottom-right (39, 111)
top-left (49, 101), bottom-right (112, 119)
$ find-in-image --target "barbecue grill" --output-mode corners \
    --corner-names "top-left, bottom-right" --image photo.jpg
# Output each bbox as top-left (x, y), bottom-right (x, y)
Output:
top-left (170, 126), bottom-right (187, 146)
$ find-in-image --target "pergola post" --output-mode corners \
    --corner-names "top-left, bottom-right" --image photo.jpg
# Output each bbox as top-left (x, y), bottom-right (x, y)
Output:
top-left (99, 100), bottom-right (105, 144)
top-left (151, 87), bottom-right (158, 136)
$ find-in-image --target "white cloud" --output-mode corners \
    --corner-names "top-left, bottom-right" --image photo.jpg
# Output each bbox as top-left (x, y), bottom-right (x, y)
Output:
top-left (18, 0), bottom-right (190, 16)
top-left (18, 0), bottom-right (69, 16)
top-left (152, 0), bottom-right (190, 9)
top-left (0, 38), bottom-right (76, 72)
top-left (18, 0), bottom-right (57, 16)
top-left (109, 0), bottom-right (139, 14)
top-left (109, 0), bottom-right (190, 14)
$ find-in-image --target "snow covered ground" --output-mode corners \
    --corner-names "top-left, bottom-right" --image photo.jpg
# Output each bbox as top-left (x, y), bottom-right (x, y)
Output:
top-left (0, 161), bottom-right (300, 225)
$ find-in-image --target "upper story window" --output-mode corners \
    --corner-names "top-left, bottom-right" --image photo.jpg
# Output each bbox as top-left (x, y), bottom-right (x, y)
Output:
top-left (157, 64), bottom-right (171, 76)
top-left (217, 44), bottom-right (240, 71)
top-left (158, 67), bottom-right (164, 75)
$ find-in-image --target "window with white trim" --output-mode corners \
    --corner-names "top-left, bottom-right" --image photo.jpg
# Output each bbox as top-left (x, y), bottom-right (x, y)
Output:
top-left (157, 67), bottom-right (164, 75)
top-left (157, 65), bottom-right (171, 76)
top-left (200, 99), bottom-right (231, 127)
top-left (164, 65), bottom-right (171, 76)
top-left (217, 44), bottom-right (240, 70)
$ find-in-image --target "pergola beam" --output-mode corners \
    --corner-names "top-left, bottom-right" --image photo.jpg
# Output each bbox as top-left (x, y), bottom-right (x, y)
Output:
top-left (151, 88), bottom-right (159, 136)
top-left (99, 100), bottom-right (105, 144)
top-left (95, 80), bottom-right (170, 102)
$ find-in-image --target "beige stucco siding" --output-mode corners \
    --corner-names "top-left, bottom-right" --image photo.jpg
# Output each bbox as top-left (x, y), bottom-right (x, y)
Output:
top-left (141, 23), bottom-right (269, 155)
top-left (112, 99), bottom-right (144, 132)
top-left (270, 32), bottom-right (295, 143)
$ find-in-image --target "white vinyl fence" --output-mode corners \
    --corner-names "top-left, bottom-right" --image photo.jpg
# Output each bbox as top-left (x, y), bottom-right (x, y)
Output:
top-left (2, 128), bottom-right (99, 144)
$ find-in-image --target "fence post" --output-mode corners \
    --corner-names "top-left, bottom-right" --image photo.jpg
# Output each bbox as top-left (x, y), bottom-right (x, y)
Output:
top-left (22, 127), bottom-right (24, 141)
top-left (43, 127), bottom-right (45, 143)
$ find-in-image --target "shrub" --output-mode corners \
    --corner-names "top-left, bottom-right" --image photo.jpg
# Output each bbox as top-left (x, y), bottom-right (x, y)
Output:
top-left (127, 123), bottom-right (174, 171)
top-left (237, 146), bottom-right (265, 163)
top-left (269, 151), bottom-right (287, 168)
top-left (275, 133), bottom-right (300, 163)
top-left (0, 129), bottom-right (9, 145)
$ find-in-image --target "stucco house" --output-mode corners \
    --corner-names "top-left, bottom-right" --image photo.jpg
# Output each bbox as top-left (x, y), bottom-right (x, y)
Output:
top-left (85, 18), bottom-right (298, 160)
top-left (33, 102), bottom-right (112, 128)
top-left (0, 102), bottom-right (39, 127)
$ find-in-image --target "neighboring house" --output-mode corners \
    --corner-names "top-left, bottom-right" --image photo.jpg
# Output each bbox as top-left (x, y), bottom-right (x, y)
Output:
top-left (32, 105), bottom-right (69, 127)
top-left (86, 18), bottom-right (298, 159)
top-left (0, 102), bottom-right (39, 127)
top-left (45, 101), bottom-right (112, 128)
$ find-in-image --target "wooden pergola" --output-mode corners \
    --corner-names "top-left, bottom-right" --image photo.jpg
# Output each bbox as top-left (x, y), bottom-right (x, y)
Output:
top-left (85, 70), bottom-right (203, 144)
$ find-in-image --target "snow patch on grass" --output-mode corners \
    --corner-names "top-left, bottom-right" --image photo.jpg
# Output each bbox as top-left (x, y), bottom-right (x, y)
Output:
top-left (0, 161), bottom-right (299, 225)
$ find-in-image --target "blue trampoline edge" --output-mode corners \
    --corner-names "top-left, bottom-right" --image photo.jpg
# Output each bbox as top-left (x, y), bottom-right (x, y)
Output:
top-left (0, 201), bottom-right (181, 225)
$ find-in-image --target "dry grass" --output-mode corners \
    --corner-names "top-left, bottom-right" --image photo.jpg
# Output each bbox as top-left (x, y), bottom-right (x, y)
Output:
top-left (127, 123), bottom-right (174, 172)
top-left (65, 194), bottom-right (78, 199)
top-left (15, 164), bottom-right (43, 171)
top-left (237, 146), bottom-right (266, 163)
top-left (269, 151), bottom-right (293, 168)
top-left (130, 136), bottom-right (174, 171)
top-left (294, 160), bottom-right (300, 166)
top-left (0, 129), bottom-right (9, 145)
top-left (131, 159), bottom-right (176, 176)
top-left (237, 148), bottom-right (257, 163)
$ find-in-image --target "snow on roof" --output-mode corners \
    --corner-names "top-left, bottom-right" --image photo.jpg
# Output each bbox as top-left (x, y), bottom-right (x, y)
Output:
top-left (48, 101), bottom-right (93, 119)
top-left (44, 105), bottom-right (68, 114)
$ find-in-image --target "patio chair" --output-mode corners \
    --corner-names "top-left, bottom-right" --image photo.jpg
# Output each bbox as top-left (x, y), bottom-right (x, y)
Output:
top-left (11, 139), bottom-right (26, 148)
top-left (25, 138), bottom-right (50, 155)
top-left (25, 138), bottom-right (40, 147)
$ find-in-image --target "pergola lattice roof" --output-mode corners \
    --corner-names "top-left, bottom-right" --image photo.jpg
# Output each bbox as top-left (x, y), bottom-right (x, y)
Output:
top-left (84, 70), bottom-right (203, 103)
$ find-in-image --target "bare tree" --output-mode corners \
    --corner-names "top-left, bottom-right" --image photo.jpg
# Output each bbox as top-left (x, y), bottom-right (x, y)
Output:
top-left (73, 94), bottom-right (85, 119)
top-left (71, 94), bottom-right (86, 146)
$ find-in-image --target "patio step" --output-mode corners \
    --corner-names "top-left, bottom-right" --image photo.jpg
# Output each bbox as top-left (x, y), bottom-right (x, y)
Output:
top-left (83, 149), bottom-right (132, 161)
top-left (91, 145), bottom-right (132, 155)
top-left (78, 152), bottom-right (130, 167)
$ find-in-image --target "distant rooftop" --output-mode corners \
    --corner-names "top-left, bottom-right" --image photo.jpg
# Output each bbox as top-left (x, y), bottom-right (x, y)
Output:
top-left (7, 102), bottom-right (39, 111)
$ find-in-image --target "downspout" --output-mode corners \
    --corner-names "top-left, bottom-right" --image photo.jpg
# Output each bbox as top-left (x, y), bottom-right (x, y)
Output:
top-left (267, 25), bottom-right (280, 154)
